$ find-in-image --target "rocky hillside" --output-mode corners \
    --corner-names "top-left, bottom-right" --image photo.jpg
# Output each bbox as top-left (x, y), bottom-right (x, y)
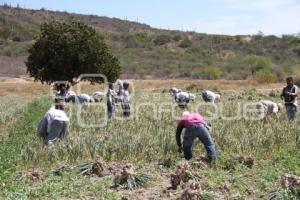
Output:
top-left (0, 5), bottom-right (300, 80)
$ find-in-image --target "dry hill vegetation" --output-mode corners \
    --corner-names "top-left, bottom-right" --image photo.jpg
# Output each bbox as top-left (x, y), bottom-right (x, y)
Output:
top-left (0, 4), bottom-right (300, 82)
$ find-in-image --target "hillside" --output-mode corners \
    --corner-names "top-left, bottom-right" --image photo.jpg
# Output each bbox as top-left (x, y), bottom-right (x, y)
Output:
top-left (0, 5), bottom-right (300, 80)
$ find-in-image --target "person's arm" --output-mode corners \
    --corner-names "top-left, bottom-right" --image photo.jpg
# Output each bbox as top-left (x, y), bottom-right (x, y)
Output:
top-left (176, 126), bottom-right (184, 151)
top-left (290, 86), bottom-right (298, 97)
top-left (176, 126), bottom-right (183, 146)
top-left (271, 104), bottom-right (279, 117)
top-left (111, 90), bottom-right (118, 98)
top-left (175, 94), bottom-right (181, 103)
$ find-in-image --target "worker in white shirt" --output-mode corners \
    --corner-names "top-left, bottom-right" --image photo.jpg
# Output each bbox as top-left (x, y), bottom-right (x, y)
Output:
top-left (93, 91), bottom-right (104, 102)
top-left (256, 100), bottom-right (283, 118)
top-left (118, 81), bottom-right (131, 117)
top-left (37, 98), bottom-right (70, 145)
top-left (77, 93), bottom-right (94, 106)
top-left (169, 87), bottom-right (182, 97)
top-left (175, 91), bottom-right (190, 108)
top-left (201, 90), bottom-right (220, 103)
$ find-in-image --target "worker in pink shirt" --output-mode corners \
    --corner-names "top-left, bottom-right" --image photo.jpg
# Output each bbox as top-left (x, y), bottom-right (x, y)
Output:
top-left (176, 111), bottom-right (216, 163)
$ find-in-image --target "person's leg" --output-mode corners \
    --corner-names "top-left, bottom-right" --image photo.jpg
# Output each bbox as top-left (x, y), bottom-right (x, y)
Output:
top-left (121, 104), bottom-right (125, 116)
top-left (290, 105), bottom-right (298, 122)
top-left (126, 104), bottom-right (131, 117)
top-left (107, 102), bottom-right (113, 119)
top-left (182, 128), bottom-right (197, 160)
top-left (123, 104), bottom-right (130, 117)
top-left (286, 105), bottom-right (297, 122)
top-left (178, 103), bottom-right (185, 109)
top-left (195, 125), bottom-right (217, 162)
top-left (47, 120), bottom-right (63, 144)
top-left (294, 106), bottom-right (298, 121)
top-left (286, 105), bottom-right (291, 121)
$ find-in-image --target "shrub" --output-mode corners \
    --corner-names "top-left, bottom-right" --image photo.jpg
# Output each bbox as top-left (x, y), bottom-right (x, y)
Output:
top-left (123, 33), bottom-right (151, 48)
top-left (0, 26), bottom-right (10, 39)
top-left (178, 37), bottom-right (192, 48)
top-left (269, 90), bottom-right (277, 97)
top-left (187, 46), bottom-right (201, 54)
top-left (243, 87), bottom-right (257, 95)
top-left (12, 36), bottom-right (21, 42)
top-left (153, 33), bottom-right (171, 46)
top-left (293, 45), bottom-right (300, 56)
top-left (254, 70), bottom-right (278, 83)
top-left (243, 55), bottom-right (272, 75)
top-left (202, 67), bottom-right (223, 79)
top-left (123, 34), bottom-right (139, 48)
top-left (173, 34), bottom-right (182, 42)
top-left (185, 83), bottom-right (197, 91)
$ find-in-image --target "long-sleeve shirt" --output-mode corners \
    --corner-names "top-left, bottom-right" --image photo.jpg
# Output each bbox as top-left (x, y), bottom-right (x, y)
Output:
top-left (93, 91), bottom-right (104, 101)
top-left (38, 107), bottom-right (69, 137)
top-left (118, 89), bottom-right (130, 104)
top-left (202, 90), bottom-right (220, 103)
top-left (281, 84), bottom-right (298, 106)
top-left (175, 92), bottom-right (190, 103)
top-left (78, 93), bottom-right (93, 104)
top-left (107, 89), bottom-right (117, 105)
top-left (176, 113), bottom-right (208, 147)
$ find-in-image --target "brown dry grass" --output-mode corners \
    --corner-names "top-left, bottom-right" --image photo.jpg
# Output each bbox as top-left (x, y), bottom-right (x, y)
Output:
top-left (132, 79), bottom-right (283, 91)
top-left (0, 79), bottom-right (49, 96)
top-left (0, 77), bottom-right (284, 96)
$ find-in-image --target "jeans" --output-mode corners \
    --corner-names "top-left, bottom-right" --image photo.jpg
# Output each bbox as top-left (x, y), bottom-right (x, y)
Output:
top-left (286, 104), bottom-right (298, 122)
top-left (183, 125), bottom-right (216, 162)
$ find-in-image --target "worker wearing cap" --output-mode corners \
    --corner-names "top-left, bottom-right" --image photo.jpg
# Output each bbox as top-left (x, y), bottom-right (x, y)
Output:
top-left (37, 98), bottom-right (70, 145)
top-left (176, 111), bottom-right (216, 163)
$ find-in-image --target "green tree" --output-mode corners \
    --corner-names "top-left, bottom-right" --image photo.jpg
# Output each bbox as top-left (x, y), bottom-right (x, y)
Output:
top-left (26, 20), bottom-right (121, 84)
top-left (242, 55), bottom-right (271, 75)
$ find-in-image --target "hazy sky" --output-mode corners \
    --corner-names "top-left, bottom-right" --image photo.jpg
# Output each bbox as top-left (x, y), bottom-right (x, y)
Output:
top-left (1, 0), bottom-right (300, 35)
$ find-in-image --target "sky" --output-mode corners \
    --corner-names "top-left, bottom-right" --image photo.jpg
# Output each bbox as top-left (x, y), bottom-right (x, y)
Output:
top-left (1, 0), bottom-right (300, 36)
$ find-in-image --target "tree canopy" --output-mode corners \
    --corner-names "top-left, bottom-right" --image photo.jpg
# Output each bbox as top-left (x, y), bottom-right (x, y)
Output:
top-left (242, 55), bottom-right (272, 75)
top-left (26, 20), bottom-right (121, 84)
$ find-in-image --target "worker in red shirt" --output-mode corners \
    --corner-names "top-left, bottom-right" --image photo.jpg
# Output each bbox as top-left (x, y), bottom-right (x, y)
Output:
top-left (176, 111), bottom-right (216, 163)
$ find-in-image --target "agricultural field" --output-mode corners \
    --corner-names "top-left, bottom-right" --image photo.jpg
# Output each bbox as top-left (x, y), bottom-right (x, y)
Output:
top-left (0, 79), bottom-right (299, 199)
